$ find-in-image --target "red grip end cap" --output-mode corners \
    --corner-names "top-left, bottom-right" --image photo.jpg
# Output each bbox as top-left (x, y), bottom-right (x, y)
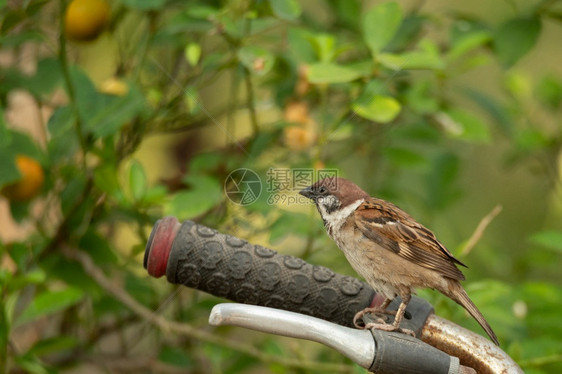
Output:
top-left (146, 216), bottom-right (180, 278)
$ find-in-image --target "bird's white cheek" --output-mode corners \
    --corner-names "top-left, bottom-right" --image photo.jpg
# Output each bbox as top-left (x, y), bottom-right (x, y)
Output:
top-left (320, 199), bottom-right (364, 235)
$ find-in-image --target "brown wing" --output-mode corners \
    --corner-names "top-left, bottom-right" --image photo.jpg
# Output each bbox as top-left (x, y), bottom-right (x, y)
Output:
top-left (354, 198), bottom-right (466, 281)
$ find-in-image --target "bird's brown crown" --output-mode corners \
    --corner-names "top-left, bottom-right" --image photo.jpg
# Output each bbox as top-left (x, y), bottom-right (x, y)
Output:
top-left (311, 177), bottom-right (370, 207)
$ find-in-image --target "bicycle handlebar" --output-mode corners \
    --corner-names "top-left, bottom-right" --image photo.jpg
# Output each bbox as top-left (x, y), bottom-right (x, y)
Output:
top-left (144, 217), bottom-right (523, 374)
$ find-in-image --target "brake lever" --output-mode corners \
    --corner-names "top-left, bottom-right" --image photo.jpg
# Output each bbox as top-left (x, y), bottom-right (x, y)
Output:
top-left (209, 303), bottom-right (472, 374)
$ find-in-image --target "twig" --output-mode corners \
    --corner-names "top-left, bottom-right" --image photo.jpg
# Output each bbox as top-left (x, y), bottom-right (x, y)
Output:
top-left (64, 248), bottom-right (352, 372)
top-left (243, 66), bottom-right (259, 135)
top-left (460, 205), bottom-right (502, 256)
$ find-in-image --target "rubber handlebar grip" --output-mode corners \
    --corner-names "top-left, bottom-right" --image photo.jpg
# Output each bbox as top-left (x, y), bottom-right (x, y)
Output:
top-left (144, 217), bottom-right (376, 327)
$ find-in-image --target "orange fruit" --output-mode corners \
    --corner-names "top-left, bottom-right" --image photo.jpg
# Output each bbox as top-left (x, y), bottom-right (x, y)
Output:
top-left (283, 126), bottom-right (316, 151)
top-left (283, 101), bottom-right (309, 124)
top-left (65, 0), bottom-right (110, 42)
top-left (1, 155), bottom-right (45, 202)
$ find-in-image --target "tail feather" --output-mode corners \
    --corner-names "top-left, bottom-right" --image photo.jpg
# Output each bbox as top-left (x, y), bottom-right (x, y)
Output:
top-left (446, 281), bottom-right (500, 346)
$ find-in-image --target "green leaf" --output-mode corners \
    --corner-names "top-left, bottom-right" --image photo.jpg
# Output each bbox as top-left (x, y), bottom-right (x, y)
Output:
top-left (327, 122), bottom-right (353, 141)
top-left (308, 33), bottom-right (336, 62)
top-left (164, 175), bottom-right (223, 219)
top-left (18, 287), bottom-right (84, 325)
top-left (530, 231), bottom-right (562, 253)
top-left (363, 2), bottom-right (403, 55)
top-left (494, 17), bottom-right (541, 68)
top-left (7, 269), bottom-right (46, 293)
top-left (1, 7), bottom-right (26, 34)
top-left (47, 106), bottom-right (74, 138)
top-left (346, 60), bottom-right (374, 76)
top-left (378, 40), bottom-right (444, 70)
top-left (438, 109), bottom-right (491, 142)
top-left (353, 95), bottom-right (401, 123)
top-left (450, 18), bottom-right (488, 44)
top-left (0, 129), bottom-right (43, 160)
top-left (144, 185), bottom-right (167, 205)
top-left (287, 27), bottom-right (316, 63)
top-left (386, 14), bottom-right (425, 51)
top-left (447, 31), bottom-right (491, 61)
top-left (13, 355), bottom-right (50, 374)
top-left (0, 148), bottom-right (19, 188)
top-left (268, 0), bottom-right (301, 21)
top-left (60, 175), bottom-right (87, 215)
top-left (0, 31), bottom-right (42, 47)
top-left (307, 63), bottom-right (363, 83)
top-left (328, 0), bottom-right (361, 30)
top-left (91, 86), bottom-right (145, 138)
top-left (70, 68), bottom-right (144, 139)
top-left (128, 160), bottom-right (147, 202)
top-left (9, 200), bottom-right (30, 223)
top-left (7, 242), bottom-right (29, 271)
top-left (79, 229), bottom-right (118, 265)
top-left (94, 164), bottom-right (121, 198)
top-left (24, 58), bottom-right (62, 96)
top-left (237, 45), bottom-right (275, 76)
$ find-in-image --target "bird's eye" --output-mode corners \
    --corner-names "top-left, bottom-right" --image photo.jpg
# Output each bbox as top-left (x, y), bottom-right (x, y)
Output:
top-left (319, 186), bottom-right (327, 194)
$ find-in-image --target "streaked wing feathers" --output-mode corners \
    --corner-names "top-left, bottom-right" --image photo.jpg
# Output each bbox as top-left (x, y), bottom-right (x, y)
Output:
top-left (355, 198), bottom-right (466, 281)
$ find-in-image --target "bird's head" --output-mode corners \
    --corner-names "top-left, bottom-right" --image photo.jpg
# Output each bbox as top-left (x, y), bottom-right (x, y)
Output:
top-left (299, 177), bottom-right (369, 216)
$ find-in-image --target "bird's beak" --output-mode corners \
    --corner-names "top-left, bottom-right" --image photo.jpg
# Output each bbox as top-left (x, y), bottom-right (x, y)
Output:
top-left (299, 186), bottom-right (315, 200)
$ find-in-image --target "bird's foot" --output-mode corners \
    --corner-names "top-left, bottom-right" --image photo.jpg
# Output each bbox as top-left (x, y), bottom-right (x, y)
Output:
top-left (353, 307), bottom-right (396, 329)
top-left (364, 322), bottom-right (416, 338)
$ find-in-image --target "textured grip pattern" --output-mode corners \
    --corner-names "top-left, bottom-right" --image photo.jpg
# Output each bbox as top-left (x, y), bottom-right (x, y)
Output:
top-left (165, 220), bottom-right (375, 327)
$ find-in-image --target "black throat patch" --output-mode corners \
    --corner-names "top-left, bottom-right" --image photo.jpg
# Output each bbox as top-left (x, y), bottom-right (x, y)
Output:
top-left (321, 196), bottom-right (340, 214)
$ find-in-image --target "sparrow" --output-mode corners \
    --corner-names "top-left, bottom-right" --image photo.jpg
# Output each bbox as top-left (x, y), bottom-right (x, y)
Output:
top-left (299, 177), bottom-right (499, 345)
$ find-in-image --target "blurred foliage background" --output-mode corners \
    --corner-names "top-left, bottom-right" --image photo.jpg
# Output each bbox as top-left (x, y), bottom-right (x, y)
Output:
top-left (1, 0), bottom-right (562, 373)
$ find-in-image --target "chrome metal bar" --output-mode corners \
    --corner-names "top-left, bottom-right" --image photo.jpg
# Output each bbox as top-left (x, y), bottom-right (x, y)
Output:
top-left (209, 303), bottom-right (375, 369)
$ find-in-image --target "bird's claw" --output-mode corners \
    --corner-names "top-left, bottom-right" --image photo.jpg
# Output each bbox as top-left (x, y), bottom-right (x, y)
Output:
top-left (364, 322), bottom-right (416, 338)
top-left (353, 307), bottom-right (396, 329)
